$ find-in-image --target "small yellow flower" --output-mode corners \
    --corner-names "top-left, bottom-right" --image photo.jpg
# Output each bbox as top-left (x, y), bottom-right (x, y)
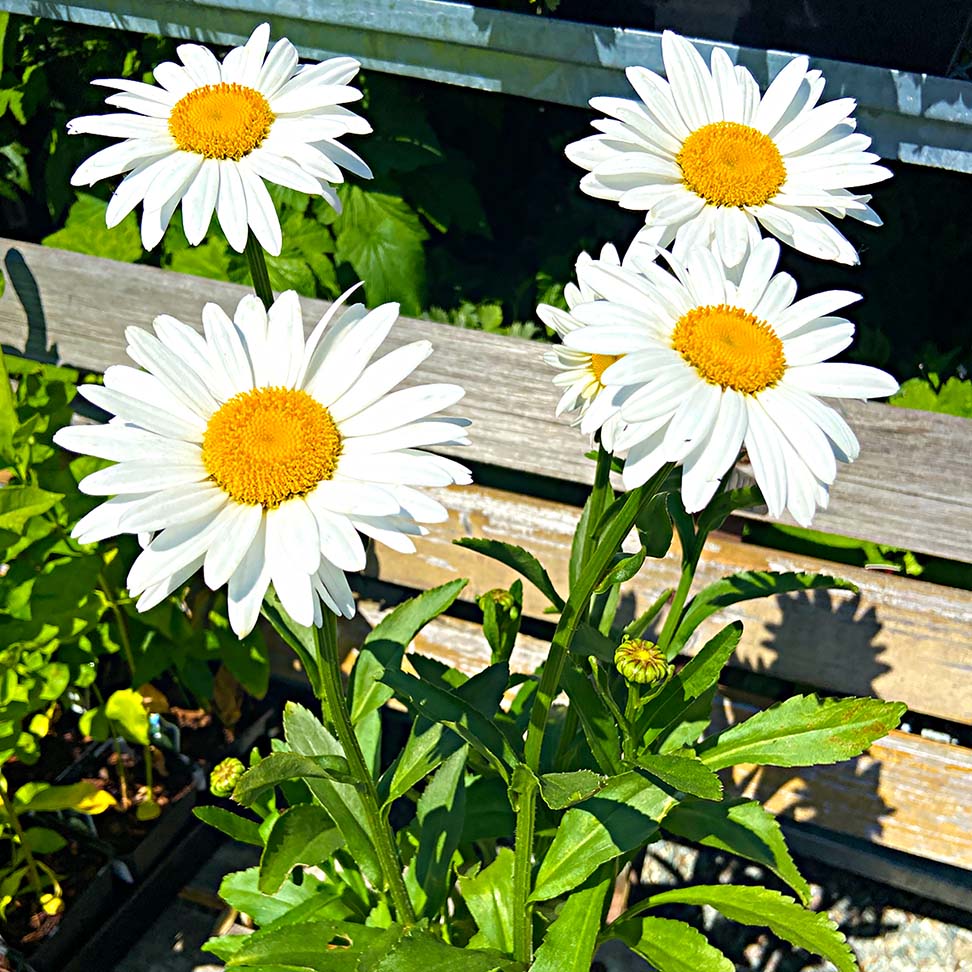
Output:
top-left (211, 757), bottom-right (245, 798)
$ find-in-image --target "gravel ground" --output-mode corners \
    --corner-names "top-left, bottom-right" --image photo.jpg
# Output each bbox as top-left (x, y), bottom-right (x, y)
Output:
top-left (112, 838), bottom-right (972, 972)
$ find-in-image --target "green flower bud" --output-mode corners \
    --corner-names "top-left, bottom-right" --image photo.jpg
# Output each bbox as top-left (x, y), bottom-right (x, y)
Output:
top-left (614, 638), bottom-right (672, 687)
top-left (210, 757), bottom-right (245, 798)
top-left (479, 588), bottom-right (516, 611)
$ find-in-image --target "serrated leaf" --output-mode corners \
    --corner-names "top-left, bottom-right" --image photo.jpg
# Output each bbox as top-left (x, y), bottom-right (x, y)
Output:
top-left (531, 772), bottom-right (676, 901)
top-left (233, 752), bottom-right (351, 805)
top-left (457, 847), bottom-right (514, 953)
top-left (413, 746), bottom-right (467, 917)
top-left (349, 579), bottom-right (467, 724)
top-left (194, 806), bottom-right (263, 846)
top-left (531, 866), bottom-right (612, 972)
top-left (669, 572), bottom-right (857, 658)
top-left (43, 193), bottom-right (142, 262)
top-left (634, 754), bottom-right (722, 800)
top-left (259, 805), bottom-right (344, 894)
top-left (662, 799), bottom-right (810, 904)
top-left (645, 885), bottom-right (857, 972)
top-left (371, 926), bottom-right (517, 972)
top-left (453, 537), bottom-right (564, 610)
top-left (697, 695), bottom-right (906, 771)
top-left (217, 867), bottom-right (344, 929)
top-left (614, 916), bottom-right (733, 972)
top-left (639, 622), bottom-right (742, 749)
top-left (539, 769), bottom-right (607, 809)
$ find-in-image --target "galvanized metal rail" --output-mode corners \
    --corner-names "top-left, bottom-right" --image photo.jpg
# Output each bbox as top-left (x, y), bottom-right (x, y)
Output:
top-left (3, 0), bottom-right (972, 173)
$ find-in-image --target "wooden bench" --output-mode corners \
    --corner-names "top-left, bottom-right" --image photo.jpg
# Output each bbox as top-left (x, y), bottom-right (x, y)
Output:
top-left (2, 239), bottom-right (972, 908)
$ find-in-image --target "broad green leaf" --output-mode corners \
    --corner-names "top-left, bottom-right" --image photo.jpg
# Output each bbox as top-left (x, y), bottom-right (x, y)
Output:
top-left (379, 668), bottom-right (518, 778)
top-left (453, 537), bottom-right (564, 610)
top-left (697, 695), bottom-right (906, 771)
top-left (370, 926), bottom-right (518, 972)
top-left (613, 916), bottom-right (733, 972)
top-left (335, 185), bottom-right (428, 315)
top-left (233, 752), bottom-right (351, 806)
top-left (530, 866), bottom-right (613, 972)
top-left (0, 485), bottom-right (62, 532)
top-left (531, 772), bottom-right (676, 901)
top-left (104, 688), bottom-right (149, 745)
top-left (226, 918), bottom-right (389, 969)
top-left (562, 666), bottom-right (622, 775)
top-left (413, 746), bottom-right (467, 917)
top-left (696, 485), bottom-right (763, 539)
top-left (194, 806), bottom-right (263, 846)
top-left (891, 374), bottom-right (972, 418)
top-left (282, 703), bottom-right (382, 886)
top-left (349, 579), bottom-right (467, 724)
top-left (457, 847), bottom-right (514, 953)
top-left (645, 885), bottom-right (856, 972)
top-left (43, 193), bottom-right (142, 262)
top-left (635, 493), bottom-right (674, 559)
top-left (259, 805), bottom-right (344, 894)
top-left (569, 623), bottom-right (616, 664)
top-left (595, 547), bottom-right (646, 594)
top-left (15, 780), bottom-right (116, 814)
top-left (634, 754), bottom-right (722, 800)
top-left (22, 827), bottom-right (67, 855)
top-left (218, 867), bottom-right (334, 928)
top-left (669, 572), bottom-right (857, 657)
top-left (460, 776), bottom-right (515, 843)
top-left (662, 799), bottom-right (810, 904)
top-left (539, 769), bottom-right (607, 810)
top-left (261, 592), bottom-right (322, 695)
top-left (639, 622), bottom-right (741, 748)
top-left (656, 686), bottom-right (717, 754)
top-left (0, 352), bottom-right (16, 459)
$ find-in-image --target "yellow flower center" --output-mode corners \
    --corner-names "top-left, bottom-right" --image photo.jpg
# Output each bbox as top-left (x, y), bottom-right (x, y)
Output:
top-left (672, 304), bottom-right (786, 395)
top-left (676, 121), bottom-right (786, 208)
top-left (590, 353), bottom-right (622, 385)
top-left (202, 387), bottom-right (341, 508)
top-left (168, 83), bottom-right (274, 161)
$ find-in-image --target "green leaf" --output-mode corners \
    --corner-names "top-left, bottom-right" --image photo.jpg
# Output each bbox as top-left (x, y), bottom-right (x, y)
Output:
top-left (261, 591), bottom-right (322, 695)
top-left (0, 353), bottom-right (16, 459)
top-left (378, 668), bottom-right (518, 779)
top-left (194, 806), bottom-right (263, 846)
top-left (0, 485), bottom-right (62, 532)
top-left (539, 770), bottom-right (607, 810)
top-left (335, 185), bottom-right (428, 315)
top-left (696, 485), bottom-right (764, 539)
top-left (531, 772), bottom-right (677, 901)
top-left (349, 579), bottom-right (468, 724)
top-left (639, 622), bottom-right (741, 748)
top-left (233, 752), bottom-right (352, 805)
top-left (623, 588), bottom-right (674, 642)
top-left (225, 918), bottom-right (389, 969)
top-left (568, 623), bottom-right (616, 664)
top-left (457, 846), bottom-right (515, 953)
top-left (656, 687), bottom-right (717, 754)
top-left (531, 866), bottom-right (613, 972)
top-left (14, 780), bottom-right (115, 814)
top-left (613, 916), bottom-right (733, 972)
top-left (282, 703), bottom-right (382, 887)
top-left (697, 695), bottom-right (907, 771)
top-left (453, 537), bottom-right (564, 610)
top-left (645, 885), bottom-right (857, 972)
top-left (891, 374), bottom-right (972, 418)
top-left (22, 827), bottom-right (67, 855)
top-left (669, 572), bottom-right (857, 658)
top-left (561, 666), bottom-right (622, 775)
top-left (478, 580), bottom-right (522, 666)
top-left (634, 754), bottom-right (722, 800)
top-left (635, 493), bottom-right (674, 559)
top-left (104, 688), bottom-right (149, 745)
top-left (662, 799), bottom-right (810, 904)
top-left (42, 193), bottom-right (142, 262)
top-left (413, 746), bottom-right (467, 917)
top-left (460, 776), bottom-right (515, 843)
top-left (217, 866), bottom-right (345, 929)
top-left (369, 929), bottom-right (517, 972)
top-left (259, 805), bottom-right (344, 894)
top-left (595, 547), bottom-right (646, 594)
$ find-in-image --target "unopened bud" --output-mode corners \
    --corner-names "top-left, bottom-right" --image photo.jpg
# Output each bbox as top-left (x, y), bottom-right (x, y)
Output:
top-left (210, 757), bottom-right (245, 797)
top-left (614, 638), bottom-right (672, 687)
top-left (479, 588), bottom-right (516, 611)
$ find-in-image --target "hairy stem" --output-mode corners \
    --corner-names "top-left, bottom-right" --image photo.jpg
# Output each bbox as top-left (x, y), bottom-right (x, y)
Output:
top-left (315, 613), bottom-right (416, 925)
top-left (512, 779), bottom-right (537, 963)
top-left (244, 232), bottom-right (274, 310)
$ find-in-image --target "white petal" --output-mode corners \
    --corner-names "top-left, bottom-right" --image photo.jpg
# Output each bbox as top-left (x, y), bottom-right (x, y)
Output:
top-left (204, 502), bottom-right (265, 590)
top-left (77, 384), bottom-right (205, 442)
top-left (311, 506), bottom-right (367, 571)
top-left (237, 160), bottom-right (282, 256)
top-left (127, 511), bottom-right (223, 593)
top-left (177, 43), bottom-right (222, 86)
top-left (203, 303), bottom-right (254, 392)
top-left (266, 498), bottom-right (321, 576)
top-left (783, 363), bottom-right (898, 400)
top-left (264, 290), bottom-right (306, 388)
top-left (338, 384), bottom-right (464, 438)
top-left (119, 481), bottom-right (228, 532)
top-left (744, 399), bottom-right (787, 517)
top-left (54, 424), bottom-right (201, 463)
top-left (228, 517), bottom-right (271, 636)
top-left (216, 161), bottom-right (249, 252)
top-left (181, 159), bottom-right (219, 244)
top-left (339, 418), bottom-right (470, 454)
top-left (329, 341), bottom-right (432, 422)
top-left (73, 494), bottom-right (153, 544)
top-left (757, 386), bottom-right (838, 483)
top-left (774, 290), bottom-right (861, 336)
top-left (306, 479), bottom-right (400, 516)
top-left (79, 459), bottom-right (207, 496)
top-left (754, 56), bottom-right (811, 135)
top-left (314, 559), bottom-right (355, 618)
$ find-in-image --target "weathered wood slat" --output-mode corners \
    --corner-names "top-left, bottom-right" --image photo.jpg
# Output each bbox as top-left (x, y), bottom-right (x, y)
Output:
top-left (2, 240), bottom-right (971, 562)
top-left (277, 601), bottom-right (972, 877)
top-left (364, 482), bottom-right (972, 725)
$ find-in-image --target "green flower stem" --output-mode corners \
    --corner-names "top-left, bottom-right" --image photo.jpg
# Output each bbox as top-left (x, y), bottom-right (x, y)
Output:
top-left (511, 462), bottom-right (675, 965)
top-left (244, 233), bottom-right (274, 310)
top-left (314, 612), bottom-right (416, 926)
top-left (0, 774), bottom-right (43, 899)
top-left (655, 558), bottom-right (696, 658)
top-left (511, 780), bottom-right (537, 963)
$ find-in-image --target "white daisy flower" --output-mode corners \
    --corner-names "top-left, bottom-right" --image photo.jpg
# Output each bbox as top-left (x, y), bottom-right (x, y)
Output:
top-left (54, 287), bottom-right (471, 637)
top-left (539, 244), bottom-right (630, 453)
top-left (561, 237), bottom-right (898, 526)
top-left (566, 31), bottom-right (891, 267)
top-left (68, 23), bottom-right (372, 256)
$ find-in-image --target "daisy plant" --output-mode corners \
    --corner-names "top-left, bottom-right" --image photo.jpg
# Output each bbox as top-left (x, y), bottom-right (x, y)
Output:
top-left (32, 21), bottom-right (909, 972)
